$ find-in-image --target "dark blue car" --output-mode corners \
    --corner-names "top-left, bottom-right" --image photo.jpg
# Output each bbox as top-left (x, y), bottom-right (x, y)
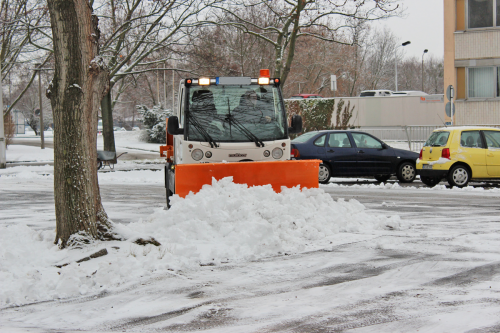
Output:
top-left (291, 130), bottom-right (420, 184)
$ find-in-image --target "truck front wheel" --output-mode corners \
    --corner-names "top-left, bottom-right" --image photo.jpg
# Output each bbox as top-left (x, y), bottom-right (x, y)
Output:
top-left (165, 164), bottom-right (175, 209)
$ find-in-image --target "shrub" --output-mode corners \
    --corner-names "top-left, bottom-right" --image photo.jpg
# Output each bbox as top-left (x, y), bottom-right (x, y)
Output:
top-left (136, 105), bottom-right (172, 143)
top-left (285, 98), bottom-right (356, 138)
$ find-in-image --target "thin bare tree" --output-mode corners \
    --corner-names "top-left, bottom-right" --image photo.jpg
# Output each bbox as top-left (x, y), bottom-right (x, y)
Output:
top-left (95, 0), bottom-right (223, 157)
top-left (206, 0), bottom-right (403, 88)
top-left (1, 0), bottom-right (51, 128)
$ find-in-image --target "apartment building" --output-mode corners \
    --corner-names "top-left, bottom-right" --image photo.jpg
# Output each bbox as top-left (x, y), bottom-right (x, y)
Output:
top-left (444, 0), bottom-right (500, 125)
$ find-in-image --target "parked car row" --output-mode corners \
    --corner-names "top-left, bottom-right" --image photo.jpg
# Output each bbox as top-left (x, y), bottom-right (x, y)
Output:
top-left (291, 126), bottom-right (500, 188)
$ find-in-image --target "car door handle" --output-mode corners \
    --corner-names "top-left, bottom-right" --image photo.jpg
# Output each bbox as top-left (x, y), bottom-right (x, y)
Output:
top-left (327, 150), bottom-right (335, 153)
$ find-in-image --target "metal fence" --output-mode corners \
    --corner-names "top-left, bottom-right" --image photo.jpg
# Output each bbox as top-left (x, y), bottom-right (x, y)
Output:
top-left (359, 125), bottom-right (500, 152)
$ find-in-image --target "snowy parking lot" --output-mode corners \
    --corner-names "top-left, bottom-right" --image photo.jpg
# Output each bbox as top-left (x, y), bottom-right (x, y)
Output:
top-left (1, 133), bottom-right (500, 332)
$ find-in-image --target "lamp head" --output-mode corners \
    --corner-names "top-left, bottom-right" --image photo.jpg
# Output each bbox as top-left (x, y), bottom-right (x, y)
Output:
top-left (424, 49), bottom-right (428, 53)
top-left (402, 41), bottom-right (411, 46)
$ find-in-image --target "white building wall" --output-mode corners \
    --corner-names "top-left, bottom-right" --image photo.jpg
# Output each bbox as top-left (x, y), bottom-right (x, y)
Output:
top-left (455, 100), bottom-right (500, 125)
top-left (455, 30), bottom-right (500, 60)
top-left (321, 96), bottom-right (445, 127)
top-left (453, 29), bottom-right (500, 125)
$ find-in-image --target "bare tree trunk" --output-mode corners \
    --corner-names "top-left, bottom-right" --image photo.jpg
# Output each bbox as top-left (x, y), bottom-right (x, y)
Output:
top-left (47, 0), bottom-right (112, 248)
top-left (100, 90), bottom-right (116, 161)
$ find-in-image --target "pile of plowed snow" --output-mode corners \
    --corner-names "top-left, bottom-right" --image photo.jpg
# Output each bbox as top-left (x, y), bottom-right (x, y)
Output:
top-left (0, 178), bottom-right (407, 306)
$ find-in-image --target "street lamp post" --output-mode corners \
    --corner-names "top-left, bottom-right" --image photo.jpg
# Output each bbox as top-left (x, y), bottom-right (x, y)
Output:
top-left (422, 49), bottom-right (428, 92)
top-left (164, 61), bottom-right (167, 109)
top-left (394, 41), bottom-right (411, 92)
top-left (172, 61), bottom-right (175, 111)
top-left (35, 63), bottom-right (45, 149)
top-left (0, 64), bottom-right (5, 168)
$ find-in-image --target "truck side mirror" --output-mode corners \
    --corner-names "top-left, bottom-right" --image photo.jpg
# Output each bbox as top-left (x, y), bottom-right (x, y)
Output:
top-left (288, 115), bottom-right (302, 134)
top-left (167, 116), bottom-right (184, 135)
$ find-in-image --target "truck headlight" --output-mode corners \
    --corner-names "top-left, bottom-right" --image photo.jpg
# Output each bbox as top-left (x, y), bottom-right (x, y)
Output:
top-left (192, 149), bottom-right (203, 161)
top-left (272, 147), bottom-right (283, 159)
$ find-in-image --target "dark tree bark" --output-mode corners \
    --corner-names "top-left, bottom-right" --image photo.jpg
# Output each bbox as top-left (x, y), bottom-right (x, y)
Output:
top-left (47, 0), bottom-right (112, 248)
top-left (100, 89), bottom-right (116, 162)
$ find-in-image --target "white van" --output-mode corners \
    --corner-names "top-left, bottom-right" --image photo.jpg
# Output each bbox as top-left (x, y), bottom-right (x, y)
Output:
top-left (98, 120), bottom-right (103, 134)
top-left (359, 90), bottom-right (393, 97)
top-left (391, 91), bottom-right (428, 96)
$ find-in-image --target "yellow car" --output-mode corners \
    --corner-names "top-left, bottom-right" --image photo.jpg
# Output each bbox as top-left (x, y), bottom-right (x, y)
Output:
top-left (417, 127), bottom-right (500, 187)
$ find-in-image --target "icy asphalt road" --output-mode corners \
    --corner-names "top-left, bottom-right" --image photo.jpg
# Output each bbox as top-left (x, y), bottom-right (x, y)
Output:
top-left (2, 179), bottom-right (500, 332)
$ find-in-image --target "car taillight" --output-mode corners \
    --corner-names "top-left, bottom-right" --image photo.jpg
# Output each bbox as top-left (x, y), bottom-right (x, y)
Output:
top-left (419, 149), bottom-right (423, 159)
top-left (442, 148), bottom-right (450, 159)
top-left (291, 148), bottom-right (300, 158)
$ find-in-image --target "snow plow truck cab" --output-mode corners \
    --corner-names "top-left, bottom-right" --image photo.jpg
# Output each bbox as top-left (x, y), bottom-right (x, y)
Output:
top-left (160, 70), bottom-right (320, 208)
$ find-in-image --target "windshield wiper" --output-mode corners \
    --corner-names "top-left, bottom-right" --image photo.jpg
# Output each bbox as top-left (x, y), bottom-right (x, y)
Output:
top-left (223, 114), bottom-right (264, 147)
top-left (187, 113), bottom-right (219, 148)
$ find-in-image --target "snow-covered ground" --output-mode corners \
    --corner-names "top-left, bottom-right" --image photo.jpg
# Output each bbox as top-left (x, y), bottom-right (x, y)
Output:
top-left (2, 132), bottom-right (500, 332)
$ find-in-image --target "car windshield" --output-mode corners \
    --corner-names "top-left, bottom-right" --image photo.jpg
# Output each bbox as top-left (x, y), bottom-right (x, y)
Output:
top-left (360, 92), bottom-right (376, 97)
top-left (292, 131), bottom-right (318, 143)
top-left (186, 84), bottom-right (287, 143)
top-left (424, 131), bottom-right (450, 147)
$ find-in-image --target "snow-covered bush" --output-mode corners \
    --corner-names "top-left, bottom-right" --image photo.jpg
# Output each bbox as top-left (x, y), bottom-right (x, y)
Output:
top-left (136, 105), bottom-right (172, 143)
top-left (285, 98), bottom-right (356, 138)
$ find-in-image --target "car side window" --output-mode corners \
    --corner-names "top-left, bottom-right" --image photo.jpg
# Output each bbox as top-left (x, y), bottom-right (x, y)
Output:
top-left (314, 134), bottom-right (326, 147)
top-left (328, 133), bottom-right (350, 148)
top-left (460, 131), bottom-right (483, 148)
top-left (483, 131), bottom-right (500, 148)
top-left (351, 133), bottom-right (382, 149)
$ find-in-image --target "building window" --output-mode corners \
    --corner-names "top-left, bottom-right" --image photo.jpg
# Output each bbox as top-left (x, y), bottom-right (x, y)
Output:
top-left (498, 67), bottom-right (500, 97)
top-left (498, 0), bottom-right (500, 26)
top-left (468, 0), bottom-right (497, 28)
top-left (468, 67), bottom-right (498, 98)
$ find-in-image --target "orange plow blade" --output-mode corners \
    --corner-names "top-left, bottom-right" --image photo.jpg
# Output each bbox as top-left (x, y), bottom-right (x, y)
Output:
top-left (174, 160), bottom-right (321, 198)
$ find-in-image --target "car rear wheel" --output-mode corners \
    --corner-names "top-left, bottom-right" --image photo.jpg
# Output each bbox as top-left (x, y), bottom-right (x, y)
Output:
top-left (319, 163), bottom-right (331, 184)
top-left (420, 176), bottom-right (441, 187)
top-left (448, 165), bottom-right (470, 188)
top-left (374, 174), bottom-right (391, 182)
top-left (397, 162), bottom-right (416, 183)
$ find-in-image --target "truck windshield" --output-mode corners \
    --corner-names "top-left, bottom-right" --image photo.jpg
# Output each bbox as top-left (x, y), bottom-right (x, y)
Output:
top-left (185, 84), bottom-right (287, 143)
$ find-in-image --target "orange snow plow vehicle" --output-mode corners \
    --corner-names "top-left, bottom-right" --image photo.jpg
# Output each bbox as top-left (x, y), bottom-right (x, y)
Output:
top-left (160, 70), bottom-right (320, 208)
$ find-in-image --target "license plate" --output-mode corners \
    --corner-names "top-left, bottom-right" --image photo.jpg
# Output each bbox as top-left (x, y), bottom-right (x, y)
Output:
top-left (422, 164), bottom-right (433, 169)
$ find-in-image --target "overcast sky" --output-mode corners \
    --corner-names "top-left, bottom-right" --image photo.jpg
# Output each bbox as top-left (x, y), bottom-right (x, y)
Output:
top-left (372, 0), bottom-right (444, 60)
